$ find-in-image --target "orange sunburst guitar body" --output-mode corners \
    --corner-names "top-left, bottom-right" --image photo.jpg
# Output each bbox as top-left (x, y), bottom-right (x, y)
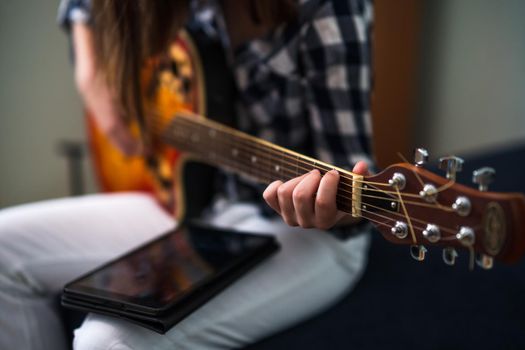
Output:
top-left (87, 28), bottom-right (232, 220)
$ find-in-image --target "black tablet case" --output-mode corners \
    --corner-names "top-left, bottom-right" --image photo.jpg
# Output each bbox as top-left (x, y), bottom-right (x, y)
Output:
top-left (61, 226), bottom-right (279, 334)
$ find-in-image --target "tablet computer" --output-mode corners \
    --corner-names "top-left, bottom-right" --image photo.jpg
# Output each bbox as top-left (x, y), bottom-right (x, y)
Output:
top-left (62, 221), bottom-right (279, 333)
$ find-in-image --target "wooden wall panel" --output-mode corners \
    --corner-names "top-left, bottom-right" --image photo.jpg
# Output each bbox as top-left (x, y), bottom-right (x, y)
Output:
top-left (372, 0), bottom-right (421, 168)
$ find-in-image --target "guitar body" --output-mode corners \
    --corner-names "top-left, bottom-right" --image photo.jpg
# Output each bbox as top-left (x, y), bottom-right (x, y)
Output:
top-left (87, 26), bottom-right (236, 220)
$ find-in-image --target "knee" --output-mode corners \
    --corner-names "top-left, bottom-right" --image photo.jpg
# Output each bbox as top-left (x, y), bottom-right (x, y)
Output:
top-left (74, 315), bottom-right (133, 350)
top-left (0, 205), bottom-right (43, 274)
top-left (73, 314), bottom-right (168, 350)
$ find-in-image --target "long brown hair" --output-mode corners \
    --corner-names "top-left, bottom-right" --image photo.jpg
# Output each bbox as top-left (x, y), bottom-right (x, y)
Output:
top-left (91, 0), bottom-right (297, 125)
top-left (91, 0), bottom-right (188, 126)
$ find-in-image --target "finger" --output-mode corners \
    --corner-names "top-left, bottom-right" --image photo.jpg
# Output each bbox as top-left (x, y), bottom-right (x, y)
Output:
top-left (263, 180), bottom-right (283, 214)
top-left (352, 161), bottom-right (369, 176)
top-left (277, 173), bottom-right (309, 226)
top-left (293, 170), bottom-right (321, 228)
top-left (315, 170), bottom-right (340, 229)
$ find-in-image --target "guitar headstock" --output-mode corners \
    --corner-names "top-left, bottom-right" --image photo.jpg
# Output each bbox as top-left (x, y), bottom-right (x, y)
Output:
top-left (362, 148), bottom-right (525, 269)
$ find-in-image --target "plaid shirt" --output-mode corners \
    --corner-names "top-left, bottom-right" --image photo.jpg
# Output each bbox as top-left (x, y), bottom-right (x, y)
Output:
top-left (59, 0), bottom-right (374, 235)
top-left (229, 0), bottom-right (374, 172)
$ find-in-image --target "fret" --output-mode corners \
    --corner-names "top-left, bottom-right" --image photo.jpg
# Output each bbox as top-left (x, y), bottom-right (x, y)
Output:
top-left (279, 148), bottom-right (284, 181)
top-left (263, 144), bottom-right (272, 181)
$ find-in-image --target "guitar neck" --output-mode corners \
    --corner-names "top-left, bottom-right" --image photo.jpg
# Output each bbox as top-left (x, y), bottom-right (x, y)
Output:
top-left (163, 112), bottom-right (367, 217)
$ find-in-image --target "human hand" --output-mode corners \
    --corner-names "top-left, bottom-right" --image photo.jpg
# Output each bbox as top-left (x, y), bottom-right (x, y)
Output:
top-left (262, 161), bottom-right (369, 230)
top-left (72, 23), bottom-right (142, 156)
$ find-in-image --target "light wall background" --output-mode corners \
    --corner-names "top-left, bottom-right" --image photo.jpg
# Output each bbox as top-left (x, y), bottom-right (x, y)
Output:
top-left (0, 0), bottom-right (95, 208)
top-left (417, 0), bottom-right (525, 156)
top-left (1, 0), bottom-right (524, 208)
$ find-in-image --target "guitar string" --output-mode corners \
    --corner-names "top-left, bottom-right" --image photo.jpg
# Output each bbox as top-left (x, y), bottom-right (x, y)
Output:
top-left (148, 118), bottom-right (457, 213)
top-left (163, 132), bottom-right (467, 236)
top-left (198, 145), bottom-right (453, 212)
top-left (149, 116), bottom-right (428, 199)
top-left (154, 120), bottom-right (457, 218)
top-left (147, 120), bottom-right (462, 241)
top-left (394, 151), bottom-right (459, 211)
top-left (172, 115), bottom-right (409, 188)
top-left (164, 135), bottom-right (360, 212)
top-left (347, 212), bottom-right (467, 254)
top-left (361, 201), bottom-right (456, 234)
top-left (149, 116), bottom-right (377, 187)
top-left (148, 112), bottom-right (397, 188)
top-left (355, 207), bottom-right (469, 250)
top-left (152, 109), bottom-right (461, 204)
top-left (169, 116), bottom-right (458, 201)
top-left (151, 120), bottom-right (446, 228)
top-left (146, 116), bottom-right (465, 233)
top-left (360, 207), bottom-right (429, 233)
top-left (158, 122), bottom-right (444, 209)
top-left (398, 154), bottom-right (460, 212)
top-left (142, 117), bottom-right (471, 241)
top-left (359, 210), bottom-right (463, 246)
top-left (396, 186), bottom-right (417, 244)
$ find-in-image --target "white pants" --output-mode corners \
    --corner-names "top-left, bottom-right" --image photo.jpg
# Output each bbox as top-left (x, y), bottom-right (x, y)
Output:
top-left (0, 193), bottom-right (369, 350)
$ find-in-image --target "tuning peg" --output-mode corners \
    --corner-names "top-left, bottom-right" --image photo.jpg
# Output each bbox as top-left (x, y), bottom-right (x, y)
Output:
top-left (476, 254), bottom-right (494, 269)
top-left (422, 224), bottom-right (441, 243)
top-left (452, 196), bottom-right (471, 216)
top-left (391, 221), bottom-right (408, 239)
top-left (473, 167), bottom-right (495, 191)
top-left (414, 148), bottom-right (429, 167)
top-left (388, 172), bottom-right (406, 190)
top-left (442, 247), bottom-right (458, 266)
top-left (456, 226), bottom-right (475, 246)
top-left (438, 156), bottom-right (464, 180)
top-left (410, 245), bottom-right (427, 261)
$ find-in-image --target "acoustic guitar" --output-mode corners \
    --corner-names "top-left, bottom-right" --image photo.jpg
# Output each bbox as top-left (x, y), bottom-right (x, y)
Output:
top-left (86, 27), bottom-right (525, 270)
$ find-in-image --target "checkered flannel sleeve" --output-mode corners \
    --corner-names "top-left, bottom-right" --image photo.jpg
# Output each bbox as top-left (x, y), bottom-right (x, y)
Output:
top-left (300, 0), bottom-right (374, 172)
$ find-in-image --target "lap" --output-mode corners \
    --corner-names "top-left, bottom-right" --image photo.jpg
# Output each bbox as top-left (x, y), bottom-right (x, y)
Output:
top-left (0, 194), bottom-right (369, 349)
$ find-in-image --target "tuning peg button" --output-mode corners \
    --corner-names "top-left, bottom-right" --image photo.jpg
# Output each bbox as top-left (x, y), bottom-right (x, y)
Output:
top-left (473, 167), bottom-right (495, 191)
top-left (414, 148), bottom-right (429, 167)
top-left (422, 224), bottom-right (441, 243)
top-left (419, 184), bottom-right (438, 202)
top-left (452, 196), bottom-right (471, 216)
top-left (442, 247), bottom-right (458, 266)
top-left (391, 221), bottom-right (408, 239)
top-left (456, 226), bottom-right (475, 246)
top-left (410, 245), bottom-right (427, 261)
top-left (388, 172), bottom-right (406, 190)
top-left (439, 156), bottom-right (464, 180)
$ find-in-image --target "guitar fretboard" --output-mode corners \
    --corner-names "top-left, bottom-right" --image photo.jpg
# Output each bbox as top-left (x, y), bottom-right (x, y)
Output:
top-left (163, 112), bottom-right (362, 215)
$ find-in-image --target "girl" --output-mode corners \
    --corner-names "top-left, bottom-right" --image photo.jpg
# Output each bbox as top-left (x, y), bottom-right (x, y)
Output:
top-left (0, 0), bottom-right (373, 348)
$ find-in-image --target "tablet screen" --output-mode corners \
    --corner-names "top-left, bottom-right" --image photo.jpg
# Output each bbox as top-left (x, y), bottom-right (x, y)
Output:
top-left (66, 223), bottom-right (275, 310)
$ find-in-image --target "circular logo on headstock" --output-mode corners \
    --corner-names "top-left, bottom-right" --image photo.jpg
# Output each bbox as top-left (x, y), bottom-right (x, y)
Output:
top-left (483, 202), bottom-right (506, 256)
